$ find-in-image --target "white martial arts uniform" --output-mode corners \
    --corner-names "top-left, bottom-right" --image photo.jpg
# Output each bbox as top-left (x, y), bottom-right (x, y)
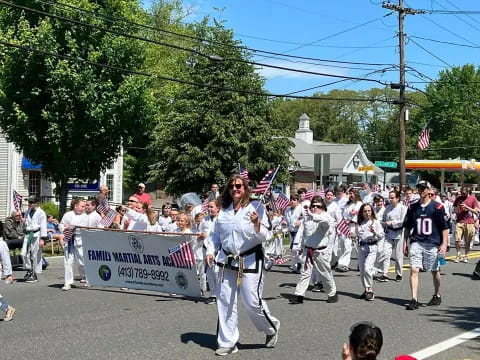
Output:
top-left (326, 200), bottom-right (342, 260)
top-left (294, 211), bottom-right (337, 297)
top-left (59, 211), bottom-right (89, 286)
top-left (338, 201), bottom-right (363, 268)
top-left (0, 239), bottom-right (12, 278)
top-left (265, 215), bottom-right (283, 257)
top-left (206, 202), bottom-right (279, 349)
top-left (86, 211), bottom-right (102, 228)
top-left (379, 203), bottom-right (408, 277)
top-left (125, 209), bottom-right (148, 231)
top-left (199, 215), bottom-right (218, 297)
top-left (158, 216), bottom-right (172, 232)
top-left (356, 220), bottom-right (384, 290)
top-left (191, 225), bottom-right (207, 293)
top-left (22, 207), bottom-right (47, 275)
top-left (284, 205), bottom-right (302, 269)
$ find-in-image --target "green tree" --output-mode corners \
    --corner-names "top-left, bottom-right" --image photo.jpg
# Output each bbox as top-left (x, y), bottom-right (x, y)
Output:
top-left (149, 19), bottom-right (292, 195)
top-left (0, 0), bottom-right (152, 215)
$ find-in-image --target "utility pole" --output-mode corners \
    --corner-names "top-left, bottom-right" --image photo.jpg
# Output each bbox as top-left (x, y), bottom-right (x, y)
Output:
top-left (382, 1), bottom-right (425, 188)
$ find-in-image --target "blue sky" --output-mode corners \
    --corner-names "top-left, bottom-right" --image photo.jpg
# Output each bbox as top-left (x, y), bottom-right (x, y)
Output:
top-left (142, 0), bottom-right (480, 96)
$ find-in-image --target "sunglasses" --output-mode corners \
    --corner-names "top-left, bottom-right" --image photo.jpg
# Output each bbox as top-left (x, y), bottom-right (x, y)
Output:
top-left (164, 206), bottom-right (171, 209)
top-left (310, 204), bottom-right (323, 209)
top-left (128, 199), bottom-right (137, 203)
top-left (229, 183), bottom-right (243, 190)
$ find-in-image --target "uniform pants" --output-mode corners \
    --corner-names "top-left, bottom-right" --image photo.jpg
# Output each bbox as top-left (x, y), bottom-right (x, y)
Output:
top-left (0, 241), bottom-right (12, 276)
top-left (273, 235), bottom-right (283, 257)
top-left (216, 268), bottom-right (279, 348)
top-left (64, 241), bottom-right (85, 285)
top-left (195, 259), bottom-right (207, 292)
top-left (21, 235), bottom-right (42, 274)
top-left (337, 234), bottom-right (353, 268)
top-left (295, 248), bottom-right (336, 297)
top-left (380, 238), bottom-right (404, 277)
top-left (358, 244), bottom-right (378, 289)
top-left (206, 263), bottom-right (218, 297)
top-left (290, 232), bottom-right (301, 269)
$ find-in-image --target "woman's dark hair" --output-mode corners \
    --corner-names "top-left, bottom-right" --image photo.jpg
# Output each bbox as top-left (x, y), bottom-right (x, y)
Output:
top-left (221, 174), bottom-right (250, 209)
top-left (389, 190), bottom-right (401, 200)
top-left (325, 189), bottom-right (335, 197)
top-left (349, 322), bottom-right (383, 360)
top-left (357, 203), bottom-right (376, 224)
top-left (309, 196), bottom-right (327, 210)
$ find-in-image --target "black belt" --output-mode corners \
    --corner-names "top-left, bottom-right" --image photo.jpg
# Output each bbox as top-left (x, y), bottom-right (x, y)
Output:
top-left (305, 245), bottom-right (327, 251)
top-left (217, 245), bottom-right (263, 273)
top-left (26, 230), bottom-right (39, 234)
top-left (359, 241), bottom-right (378, 246)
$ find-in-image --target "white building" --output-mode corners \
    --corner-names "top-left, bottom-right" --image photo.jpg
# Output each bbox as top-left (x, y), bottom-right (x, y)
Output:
top-left (0, 131), bottom-right (123, 221)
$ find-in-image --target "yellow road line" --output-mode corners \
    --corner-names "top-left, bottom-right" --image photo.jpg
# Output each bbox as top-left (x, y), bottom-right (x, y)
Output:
top-left (387, 251), bottom-right (480, 273)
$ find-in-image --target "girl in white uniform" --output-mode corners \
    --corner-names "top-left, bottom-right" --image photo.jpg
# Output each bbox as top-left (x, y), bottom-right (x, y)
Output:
top-left (355, 203), bottom-right (385, 301)
top-left (206, 175), bottom-right (279, 356)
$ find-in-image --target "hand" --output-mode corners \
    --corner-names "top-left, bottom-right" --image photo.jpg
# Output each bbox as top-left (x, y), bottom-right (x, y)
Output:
top-left (250, 211), bottom-right (259, 225)
top-left (39, 239), bottom-right (45, 247)
top-left (206, 254), bottom-right (214, 267)
top-left (403, 244), bottom-right (409, 257)
top-left (369, 224), bottom-right (375, 233)
top-left (438, 244), bottom-right (447, 255)
top-left (342, 343), bottom-right (352, 360)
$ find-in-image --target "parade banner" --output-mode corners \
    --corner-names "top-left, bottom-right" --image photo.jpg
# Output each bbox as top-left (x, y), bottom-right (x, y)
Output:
top-left (81, 229), bottom-right (201, 297)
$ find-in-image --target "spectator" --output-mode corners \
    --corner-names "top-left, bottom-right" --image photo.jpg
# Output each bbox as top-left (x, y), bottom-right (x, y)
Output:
top-left (3, 210), bottom-right (26, 250)
top-left (342, 322), bottom-right (383, 360)
top-left (0, 293), bottom-right (15, 322)
top-left (96, 185), bottom-right (110, 215)
top-left (158, 203), bottom-right (172, 232)
top-left (46, 214), bottom-right (64, 247)
top-left (133, 183), bottom-right (152, 206)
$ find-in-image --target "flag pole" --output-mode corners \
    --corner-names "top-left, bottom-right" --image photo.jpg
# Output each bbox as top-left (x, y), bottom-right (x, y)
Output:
top-left (255, 165), bottom-right (280, 212)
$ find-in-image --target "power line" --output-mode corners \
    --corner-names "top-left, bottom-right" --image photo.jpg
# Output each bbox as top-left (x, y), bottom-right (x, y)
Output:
top-left (0, 39), bottom-right (395, 104)
top-left (407, 36), bottom-right (452, 68)
top-left (0, 1), bottom-right (391, 84)
top-left (33, 0), bottom-right (395, 67)
top-left (409, 35), bottom-right (480, 49)
top-left (431, 0), bottom-right (480, 33)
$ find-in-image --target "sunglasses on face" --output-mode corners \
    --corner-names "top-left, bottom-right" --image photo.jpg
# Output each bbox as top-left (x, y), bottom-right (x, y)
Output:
top-left (229, 183), bottom-right (243, 190)
top-left (164, 206), bottom-right (171, 209)
top-left (128, 199), bottom-right (137, 203)
top-left (310, 204), bottom-right (323, 209)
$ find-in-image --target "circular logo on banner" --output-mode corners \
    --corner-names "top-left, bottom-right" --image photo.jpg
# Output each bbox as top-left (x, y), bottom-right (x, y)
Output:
top-left (98, 265), bottom-right (112, 281)
top-left (128, 235), bottom-right (144, 253)
top-left (175, 272), bottom-right (188, 290)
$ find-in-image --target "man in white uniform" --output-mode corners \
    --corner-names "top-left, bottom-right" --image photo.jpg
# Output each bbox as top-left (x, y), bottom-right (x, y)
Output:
top-left (22, 196), bottom-right (47, 283)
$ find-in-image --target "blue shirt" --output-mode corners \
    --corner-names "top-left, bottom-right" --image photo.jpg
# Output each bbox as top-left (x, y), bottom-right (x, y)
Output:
top-left (405, 200), bottom-right (449, 245)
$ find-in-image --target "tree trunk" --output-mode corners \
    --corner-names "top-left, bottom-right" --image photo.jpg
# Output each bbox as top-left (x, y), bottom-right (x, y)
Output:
top-left (56, 179), bottom-right (68, 219)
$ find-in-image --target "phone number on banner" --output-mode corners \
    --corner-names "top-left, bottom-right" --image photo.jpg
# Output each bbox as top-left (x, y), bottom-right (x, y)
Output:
top-left (118, 266), bottom-right (170, 281)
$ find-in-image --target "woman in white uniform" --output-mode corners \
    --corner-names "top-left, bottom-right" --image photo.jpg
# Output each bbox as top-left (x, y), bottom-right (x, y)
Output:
top-left (206, 174), bottom-right (280, 356)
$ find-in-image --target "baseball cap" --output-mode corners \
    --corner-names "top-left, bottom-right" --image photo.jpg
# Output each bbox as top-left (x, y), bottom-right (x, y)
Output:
top-left (28, 195), bottom-right (39, 203)
top-left (138, 183), bottom-right (145, 188)
top-left (416, 180), bottom-right (432, 189)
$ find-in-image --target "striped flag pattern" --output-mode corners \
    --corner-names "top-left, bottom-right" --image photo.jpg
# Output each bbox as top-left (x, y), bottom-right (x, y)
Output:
top-left (99, 209), bottom-right (117, 228)
top-left (201, 197), bottom-right (209, 213)
top-left (97, 200), bottom-right (110, 215)
top-left (417, 123), bottom-right (430, 150)
top-left (239, 166), bottom-right (250, 182)
top-left (317, 189), bottom-right (326, 198)
top-left (168, 242), bottom-right (195, 269)
top-left (252, 168), bottom-right (276, 194)
top-left (12, 190), bottom-right (23, 212)
top-left (304, 186), bottom-right (314, 201)
top-left (273, 191), bottom-right (290, 213)
top-left (336, 218), bottom-right (351, 238)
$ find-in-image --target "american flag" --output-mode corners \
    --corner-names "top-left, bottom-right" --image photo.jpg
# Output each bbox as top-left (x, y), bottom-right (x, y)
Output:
top-left (252, 168), bottom-right (276, 194)
top-left (97, 199), bottom-right (110, 215)
top-left (99, 209), bottom-right (117, 228)
top-left (317, 188), bottom-right (326, 198)
top-left (64, 227), bottom-right (75, 253)
top-left (304, 186), bottom-right (314, 201)
top-left (417, 123), bottom-right (430, 150)
top-left (336, 218), bottom-right (351, 238)
top-left (403, 198), bottom-right (410, 208)
top-left (201, 197), bottom-right (209, 213)
top-left (12, 190), bottom-right (23, 212)
top-left (168, 242), bottom-right (195, 269)
top-left (239, 166), bottom-right (250, 182)
top-left (273, 191), bottom-right (290, 213)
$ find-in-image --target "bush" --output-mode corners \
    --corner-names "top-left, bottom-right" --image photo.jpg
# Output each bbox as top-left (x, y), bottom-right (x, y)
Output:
top-left (40, 201), bottom-right (59, 219)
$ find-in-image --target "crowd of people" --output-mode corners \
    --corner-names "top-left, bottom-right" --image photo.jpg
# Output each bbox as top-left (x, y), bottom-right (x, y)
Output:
top-left (0, 178), bottom-right (478, 359)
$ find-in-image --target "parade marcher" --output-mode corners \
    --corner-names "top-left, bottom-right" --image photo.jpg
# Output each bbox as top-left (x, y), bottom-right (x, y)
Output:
top-left (96, 185), bottom-right (109, 214)
top-left (440, 193), bottom-right (453, 250)
top-left (404, 181), bottom-right (449, 310)
top-left (166, 207), bottom-right (180, 232)
top-left (337, 188), bottom-right (363, 272)
top-left (0, 238), bottom-right (14, 283)
top-left (289, 197), bottom-right (338, 304)
top-left (146, 208), bottom-right (162, 232)
top-left (284, 194), bottom-right (302, 273)
top-left (372, 195), bottom-right (386, 281)
top-left (206, 174), bottom-right (279, 356)
top-left (355, 203), bottom-right (384, 301)
top-left (192, 212), bottom-right (207, 297)
top-left (0, 293), bottom-right (15, 321)
top-left (452, 186), bottom-right (478, 263)
top-left (21, 196), bottom-right (47, 283)
top-left (342, 322), bottom-right (383, 360)
top-left (158, 203), bottom-right (173, 231)
top-left (199, 199), bottom-right (220, 305)
top-left (85, 198), bottom-right (102, 228)
top-left (133, 183), bottom-right (152, 206)
top-left (378, 190), bottom-right (407, 282)
top-left (59, 198), bottom-right (89, 290)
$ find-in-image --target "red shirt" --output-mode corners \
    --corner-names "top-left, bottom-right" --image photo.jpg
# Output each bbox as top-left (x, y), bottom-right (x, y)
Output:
top-left (134, 192), bottom-right (152, 206)
top-left (453, 194), bottom-right (478, 224)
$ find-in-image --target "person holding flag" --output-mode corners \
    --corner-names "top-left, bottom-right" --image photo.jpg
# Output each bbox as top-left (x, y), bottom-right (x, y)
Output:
top-left (206, 174), bottom-right (280, 356)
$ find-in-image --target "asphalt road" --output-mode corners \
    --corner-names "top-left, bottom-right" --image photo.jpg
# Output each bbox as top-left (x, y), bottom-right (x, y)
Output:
top-left (1, 249), bottom-right (479, 360)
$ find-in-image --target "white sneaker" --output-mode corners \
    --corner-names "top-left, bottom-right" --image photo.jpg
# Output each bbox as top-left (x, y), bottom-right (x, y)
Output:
top-left (215, 346), bottom-right (238, 356)
top-left (61, 284), bottom-right (71, 291)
